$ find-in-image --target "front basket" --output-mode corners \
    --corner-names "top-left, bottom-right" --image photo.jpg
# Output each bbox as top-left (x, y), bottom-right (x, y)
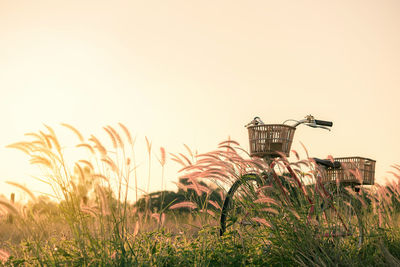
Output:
top-left (248, 124), bottom-right (296, 158)
top-left (324, 157), bottom-right (376, 185)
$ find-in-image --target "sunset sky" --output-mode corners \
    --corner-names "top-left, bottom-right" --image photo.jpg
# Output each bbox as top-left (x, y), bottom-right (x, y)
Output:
top-left (1, 1), bottom-right (399, 201)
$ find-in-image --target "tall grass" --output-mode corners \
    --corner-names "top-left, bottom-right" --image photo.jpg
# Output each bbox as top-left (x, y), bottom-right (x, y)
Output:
top-left (2, 124), bottom-right (167, 265)
top-left (175, 140), bottom-right (400, 265)
top-left (1, 126), bottom-right (400, 265)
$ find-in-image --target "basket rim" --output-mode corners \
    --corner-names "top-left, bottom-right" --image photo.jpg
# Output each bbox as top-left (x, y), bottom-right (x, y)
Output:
top-left (333, 156), bottom-right (376, 163)
top-left (247, 124), bottom-right (296, 130)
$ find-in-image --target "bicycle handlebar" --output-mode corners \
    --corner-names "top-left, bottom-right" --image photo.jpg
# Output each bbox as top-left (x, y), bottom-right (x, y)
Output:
top-left (246, 115), bottom-right (333, 131)
top-left (315, 120), bottom-right (333, 127)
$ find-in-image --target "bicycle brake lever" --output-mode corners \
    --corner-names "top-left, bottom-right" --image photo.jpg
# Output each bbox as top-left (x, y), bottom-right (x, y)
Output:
top-left (318, 126), bottom-right (331, 131)
top-left (306, 123), bottom-right (331, 131)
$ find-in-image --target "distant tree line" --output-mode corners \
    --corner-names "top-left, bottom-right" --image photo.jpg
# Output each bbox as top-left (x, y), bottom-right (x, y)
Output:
top-left (134, 177), bottom-right (223, 213)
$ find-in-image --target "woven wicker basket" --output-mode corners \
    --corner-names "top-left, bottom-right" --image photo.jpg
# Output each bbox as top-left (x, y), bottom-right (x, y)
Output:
top-left (248, 124), bottom-right (296, 158)
top-left (323, 157), bottom-right (376, 185)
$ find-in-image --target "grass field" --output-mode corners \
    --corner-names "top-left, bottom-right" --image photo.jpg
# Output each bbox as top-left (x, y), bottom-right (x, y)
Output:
top-left (1, 124), bottom-right (400, 266)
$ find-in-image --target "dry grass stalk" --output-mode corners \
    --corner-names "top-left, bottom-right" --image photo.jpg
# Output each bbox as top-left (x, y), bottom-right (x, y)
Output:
top-left (145, 137), bottom-right (152, 153)
top-left (173, 181), bottom-right (188, 192)
top-left (160, 147), bottom-right (166, 167)
top-left (96, 185), bottom-right (110, 216)
top-left (89, 135), bottom-right (107, 156)
top-left (0, 200), bottom-right (19, 215)
top-left (208, 200), bottom-right (221, 210)
top-left (80, 200), bottom-right (99, 218)
top-left (218, 140), bottom-right (240, 146)
top-left (261, 207), bottom-right (279, 215)
top-left (6, 142), bottom-right (34, 155)
top-left (24, 132), bottom-right (47, 144)
top-left (255, 197), bottom-right (280, 206)
top-left (118, 122), bottom-right (133, 145)
top-left (74, 164), bottom-right (86, 184)
top-left (78, 160), bottom-right (94, 170)
top-left (0, 249), bottom-right (10, 263)
top-left (218, 145), bottom-right (237, 153)
top-left (292, 149), bottom-right (300, 160)
top-left (38, 131), bottom-right (52, 148)
top-left (169, 153), bottom-right (186, 167)
top-left (91, 174), bottom-right (110, 181)
top-left (30, 155), bottom-right (53, 168)
top-left (186, 183), bottom-right (210, 196)
top-left (43, 125), bottom-right (61, 152)
top-left (251, 217), bottom-right (272, 228)
top-left (5, 181), bottom-right (37, 202)
top-left (133, 220), bottom-right (139, 238)
top-left (101, 157), bottom-right (119, 174)
top-left (61, 123), bottom-right (84, 142)
top-left (106, 125), bottom-right (123, 147)
top-left (151, 213), bottom-right (166, 225)
top-left (169, 201), bottom-right (198, 210)
top-left (183, 144), bottom-right (193, 159)
top-left (34, 146), bottom-right (62, 164)
top-left (103, 127), bottom-right (118, 149)
top-left (76, 143), bottom-right (95, 154)
top-left (200, 209), bottom-right (215, 217)
top-left (145, 137), bottom-right (152, 195)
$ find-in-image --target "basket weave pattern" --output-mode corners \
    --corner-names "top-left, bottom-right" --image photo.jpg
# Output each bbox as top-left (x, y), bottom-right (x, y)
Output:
top-left (323, 157), bottom-right (376, 185)
top-left (248, 124), bottom-right (296, 158)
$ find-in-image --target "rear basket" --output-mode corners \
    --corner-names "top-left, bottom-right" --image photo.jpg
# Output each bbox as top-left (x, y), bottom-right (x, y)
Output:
top-left (324, 157), bottom-right (376, 185)
top-left (248, 124), bottom-right (296, 158)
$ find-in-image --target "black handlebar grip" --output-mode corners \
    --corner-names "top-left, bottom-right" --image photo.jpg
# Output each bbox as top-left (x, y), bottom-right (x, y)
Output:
top-left (315, 120), bottom-right (333, 127)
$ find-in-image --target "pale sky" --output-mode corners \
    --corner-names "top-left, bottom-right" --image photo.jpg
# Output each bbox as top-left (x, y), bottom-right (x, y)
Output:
top-left (1, 1), bottom-right (399, 201)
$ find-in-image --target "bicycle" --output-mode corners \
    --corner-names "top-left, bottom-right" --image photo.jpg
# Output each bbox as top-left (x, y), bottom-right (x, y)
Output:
top-left (219, 115), bottom-right (376, 247)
